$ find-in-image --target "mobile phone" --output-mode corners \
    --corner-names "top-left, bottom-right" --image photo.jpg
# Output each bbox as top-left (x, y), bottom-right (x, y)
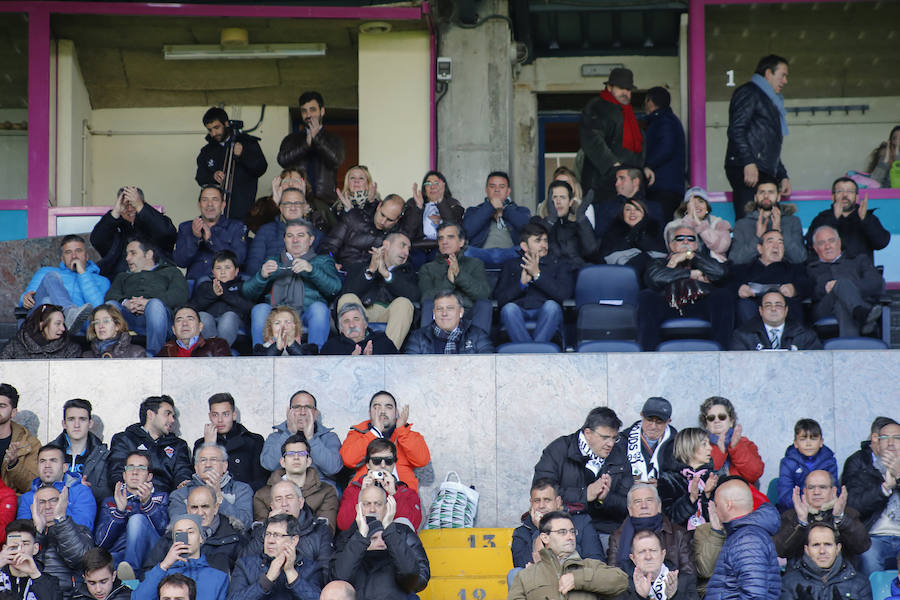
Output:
top-left (175, 532), bottom-right (189, 545)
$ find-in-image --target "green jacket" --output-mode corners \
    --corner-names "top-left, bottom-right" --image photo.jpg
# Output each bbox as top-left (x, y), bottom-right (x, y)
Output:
top-left (242, 253), bottom-right (341, 311)
top-left (105, 263), bottom-right (189, 310)
top-left (418, 252), bottom-right (490, 307)
top-left (509, 548), bottom-right (628, 600)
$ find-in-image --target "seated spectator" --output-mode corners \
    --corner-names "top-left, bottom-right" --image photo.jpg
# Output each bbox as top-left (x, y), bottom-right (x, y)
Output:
top-left (616, 530), bottom-right (698, 600)
top-left (30, 485), bottom-right (95, 598)
top-left (253, 435), bottom-right (338, 532)
top-left (320, 303), bottom-right (397, 356)
top-left (616, 397), bottom-right (676, 484)
top-left (508, 510), bottom-right (628, 600)
top-left (260, 391), bottom-right (342, 487)
top-left (511, 479), bottom-right (604, 572)
top-left (639, 225), bottom-right (731, 350)
top-left (157, 574), bottom-right (195, 600)
top-left (337, 231), bottom-right (419, 350)
top-left (689, 503), bottom-right (724, 598)
top-left (592, 166), bottom-right (665, 240)
top-left (777, 419), bottom-right (839, 512)
top-left (643, 86), bottom-right (687, 220)
top-left (0, 304), bottom-right (82, 360)
top-left (607, 483), bottom-right (694, 577)
top-left (340, 391), bottom-right (430, 494)
top-left (17, 444), bottom-right (97, 529)
top-left (133, 515), bottom-right (228, 600)
top-left (319, 581), bottom-right (355, 600)
top-left (74, 547), bottom-right (131, 600)
top-left (90, 186), bottom-right (177, 279)
top-left (773, 469), bottom-right (869, 564)
top-left (704, 478), bottom-right (781, 600)
top-left (729, 290), bottom-right (822, 351)
top-left (463, 171), bottom-right (531, 268)
top-left (663, 187), bottom-right (731, 260)
top-left (268, 170), bottom-right (333, 234)
top-left (191, 393), bottom-right (267, 492)
top-left (168, 443), bottom-right (253, 532)
top-left (699, 397), bottom-right (765, 486)
top-left (495, 220), bottom-right (574, 344)
top-left (808, 225), bottom-right (885, 337)
top-left (245, 186), bottom-right (320, 276)
top-left (51, 398), bottom-right (110, 503)
top-left (242, 481), bottom-right (332, 587)
top-left (83, 304), bottom-right (146, 358)
top-left (332, 165), bottom-right (379, 220)
top-left (142, 486), bottom-right (245, 575)
top-left (252, 306), bottom-right (317, 357)
top-left (417, 222), bottom-right (492, 333)
top-left (95, 450), bottom-right (169, 579)
top-left (597, 196), bottom-right (665, 277)
top-left (0, 383), bottom-right (40, 494)
top-left (405, 291), bottom-right (494, 355)
top-left (174, 185), bottom-right (248, 283)
top-left (542, 180), bottom-right (598, 268)
top-left (332, 486), bottom-right (430, 598)
top-left (320, 195), bottom-right (405, 269)
top-left (842, 417), bottom-right (900, 576)
top-left (532, 407), bottom-right (632, 539)
top-left (107, 396), bottom-right (193, 495)
top-left (729, 229), bottom-right (812, 324)
top-left (18, 234), bottom-right (108, 332)
top-left (104, 239), bottom-right (190, 356)
top-left (243, 219), bottom-right (341, 350)
top-left (806, 177), bottom-right (890, 263)
top-left (867, 125), bottom-right (900, 188)
top-left (0, 480), bottom-right (14, 545)
top-left (0, 520), bottom-right (61, 600)
top-left (657, 428), bottom-right (717, 530)
top-left (229, 514), bottom-right (321, 600)
top-left (729, 176), bottom-right (806, 265)
top-left (337, 439), bottom-right (423, 532)
top-left (779, 523), bottom-right (871, 600)
top-left (192, 251), bottom-right (253, 349)
top-left (401, 170), bottom-right (464, 245)
top-left (541, 167), bottom-right (591, 227)
top-left (156, 306), bottom-right (231, 358)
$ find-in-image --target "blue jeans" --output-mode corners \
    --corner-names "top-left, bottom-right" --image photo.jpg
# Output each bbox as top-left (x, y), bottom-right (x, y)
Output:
top-left (199, 311), bottom-right (243, 347)
top-left (112, 514), bottom-right (161, 578)
top-left (859, 534), bottom-right (900, 577)
top-left (465, 246), bottom-right (519, 268)
top-left (108, 299), bottom-right (171, 356)
top-left (250, 301), bottom-right (330, 349)
top-left (501, 300), bottom-right (562, 342)
top-left (29, 271), bottom-right (76, 313)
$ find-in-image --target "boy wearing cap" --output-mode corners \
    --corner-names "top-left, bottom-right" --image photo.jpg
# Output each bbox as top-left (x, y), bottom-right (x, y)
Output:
top-left (616, 398), bottom-right (678, 484)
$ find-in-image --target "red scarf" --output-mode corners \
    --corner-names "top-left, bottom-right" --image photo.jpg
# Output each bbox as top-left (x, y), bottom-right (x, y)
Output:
top-left (600, 89), bottom-right (642, 153)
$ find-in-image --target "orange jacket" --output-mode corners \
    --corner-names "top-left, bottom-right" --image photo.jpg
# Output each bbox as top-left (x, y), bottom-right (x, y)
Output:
top-left (339, 420), bottom-right (431, 492)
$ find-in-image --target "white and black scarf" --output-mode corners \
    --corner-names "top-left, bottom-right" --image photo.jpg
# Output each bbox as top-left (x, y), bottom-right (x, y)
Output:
top-left (626, 423), bottom-right (671, 482)
top-left (578, 431), bottom-right (606, 476)
top-left (649, 564), bottom-right (670, 600)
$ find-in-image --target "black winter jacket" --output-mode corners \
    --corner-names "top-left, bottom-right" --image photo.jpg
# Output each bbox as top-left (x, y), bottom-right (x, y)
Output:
top-left (108, 423), bottom-right (192, 494)
top-left (242, 506), bottom-right (333, 587)
top-left (192, 276), bottom-right (255, 321)
top-left (725, 81), bottom-right (788, 180)
top-left (71, 579), bottom-right (131, 600)
top-left (341, 261), bottom-right (421, 307)
top-left (580, 96), bottom-right (645, 194)
top-left (193, 422), bottom-right (268, 492)
top-left (195, 132), bottom-right (268, 222)
top-left (729, 317), bottom-right (822, 351)
top-left (332, 522), bottom-right (430, 600)
top-left (277, 129), bottom-right (345, 203)
top-left (0, 329), bottom-right (82, 360)
top-left (404, 322), bottom-right (494, 355)
top-left (90, 206), bottom-right (177, 279)
top-left (320, 208), bottom-right (396, 267)
top-left (657, 460), bottom-right (715, 528)
top-left (546, 217), bottom-right (598, 268)
top-left (808, 255), bottom-right (884, 304)
top-left (779, 554), bottom-right (872, 600)
top-left (805, 208), bottom-right (891, 263)
top-left (532, 432), bottom-right (633, 534)
top-left (598, 218), bottom-right (666, 260)
top-left (0, 566), bottom-right (61, 600)
top-left (35, 517), bottom-right (94, 594)
top-left (320, 330), bottom-right (397, 355)
top-left (841, 441), bottom-right (893, 528)
top-left (645, 250), bottom-right (728, 292)
top-left (400, 197), bottom-right (464, 243)
top-left (229, 552), bottom-right (321, 600)
top-left (143, 515), bottom-right (245, 574)
top-left (493, 252), bottom-right (575, 309)
top-left (51, 430), bottom-right (111, 503)
top-left (728, 259), bottom-right (812, 301)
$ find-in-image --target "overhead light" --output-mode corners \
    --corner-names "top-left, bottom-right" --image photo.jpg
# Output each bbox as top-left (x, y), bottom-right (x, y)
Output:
top-left (359, 21), bottom-right (392, 34)
top-left (163, 43), bottom-right (326, 60)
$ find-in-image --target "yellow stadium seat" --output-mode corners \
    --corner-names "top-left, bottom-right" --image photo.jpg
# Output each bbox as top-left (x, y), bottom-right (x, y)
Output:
top-left (419, 529), bottom-right (515, 600)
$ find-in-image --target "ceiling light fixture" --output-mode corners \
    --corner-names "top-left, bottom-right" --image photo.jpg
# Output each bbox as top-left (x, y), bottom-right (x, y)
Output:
top-left (163, 43), bottom-right (326, 60)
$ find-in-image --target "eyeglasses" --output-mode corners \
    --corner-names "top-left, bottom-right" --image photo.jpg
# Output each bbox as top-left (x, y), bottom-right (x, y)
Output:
top-left (264, 532), bottom-right (295, 540)
top-left (124, 465), bottom-right (148, 472)
top-left (705, 413), bottom-right (729, 422)
top-left (92, 318), bottom-right (115, 326)
top-left (544, 528), bottom-right (576, 536)
top-left (283, 450), bottom-right (309, 458)
top-left (423, 181), bottom-right (443, 187)
top-left (369, 456), bottom-right (396, 466)
top-left (878, 435), bottom-right (900, 442)
top-left (673, 235), bottom-right (697, 242)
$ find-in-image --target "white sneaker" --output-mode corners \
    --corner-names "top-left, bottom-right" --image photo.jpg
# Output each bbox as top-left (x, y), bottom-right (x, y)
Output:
top-left (64, 303), bottom-right (93, 332)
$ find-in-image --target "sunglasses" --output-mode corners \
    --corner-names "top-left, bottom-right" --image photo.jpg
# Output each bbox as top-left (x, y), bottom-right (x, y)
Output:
top-left (674, 235), bottom-right (697, 242)
top-left (705, 413), bottom-right (730, 422)
top-left (369, 456), bottom-right (396, 466)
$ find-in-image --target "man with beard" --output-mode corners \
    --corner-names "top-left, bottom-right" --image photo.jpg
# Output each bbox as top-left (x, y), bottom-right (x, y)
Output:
top-left (729, 176), bottom-right (806, 265)
top-left (174, 185), bottom-right (248, 282)
top-left (805, 177), bottom-right (889, 262)
top-left (0, 385), bottom-right (38, 495)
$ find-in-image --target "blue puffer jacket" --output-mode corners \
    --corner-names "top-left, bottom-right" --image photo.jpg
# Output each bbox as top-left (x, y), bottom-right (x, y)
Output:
top-left (705, 502), bottom-right (781, 600)
top-left (134, 557), bottom-right (228, 600)
top-left (777, 445), bottom-right (839, 512)
top-left (19, 260), bottom-right (110, 307)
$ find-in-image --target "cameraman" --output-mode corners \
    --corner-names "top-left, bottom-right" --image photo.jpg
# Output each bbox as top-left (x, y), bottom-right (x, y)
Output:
top-left (336, 439), bottom-right (422, 532)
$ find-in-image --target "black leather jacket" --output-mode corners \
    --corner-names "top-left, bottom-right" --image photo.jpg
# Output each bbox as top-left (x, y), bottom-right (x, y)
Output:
top-left (277, 129), bottom-right (345, 202)
top-left (725, 81), bottom-right (788, 180)
top-left (36, 517), bottom-right (95, 594)
top-left (320, 208), bottom-right (396, 267)
top-left (645, 251), bottom-right (728, 292)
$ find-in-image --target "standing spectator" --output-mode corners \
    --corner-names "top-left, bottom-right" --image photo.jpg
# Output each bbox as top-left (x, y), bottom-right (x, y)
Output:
top-left (195, 107), bottom-right (268, 222)
top-left (0, 305), bottom-right (82, 361)
top-left (698, 398), bottom-right (765, 486)
top-left (90, 186), bottom-right (177, 279)
top-left (729, 176), bottom-right (806, 265)
top-left (174, 185), bottom-right (248, 282)
top-left (779, 523), bottom-right (872, 600)
top-left (462, 171), bottom-right (532, 268)
top-left (805, 177), bottom-right (890, 262)
top-left (725, 54), bottom-right (792, 219)
top-left (82, 305), bottom-right (146, 359)
top-left (404, 292), bottom-right (494, 355)
top-left (192, 251), bottom-right (254, 349)
top-left (0, 384), bottom-right (40, 494)
top-left (0, 520), bottom-right (61, 600)
top-left (51, 398), bottom-right (110, 503)
top-left (156, 306), bottom-right (231, 358)
top-left (643, 86), bottom-right (686, 220)
top-left (542, 180), bottom-right (598, 268)
top-left (663, 188), bottom-right (731, 261)
top-left (776, 419), bottom-right (839, 513)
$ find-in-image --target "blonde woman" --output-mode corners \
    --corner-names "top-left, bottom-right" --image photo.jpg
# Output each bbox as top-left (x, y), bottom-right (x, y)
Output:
top-left (253, 305), bottom-right (317, 356)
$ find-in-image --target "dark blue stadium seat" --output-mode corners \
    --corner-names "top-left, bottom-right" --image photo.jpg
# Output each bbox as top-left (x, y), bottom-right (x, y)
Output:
top-left (823, 336), bottom-right (889, 350)
top-left (577, 340), bottom-right (642, 353)
top-left (574, 265), bottom-right (640, 308)
top-left (496, 342), bottom-right (561, 354)
top-left (656, 339), bottom-right (721, 352)
top-left (659, 318), bottom-right (713, 340)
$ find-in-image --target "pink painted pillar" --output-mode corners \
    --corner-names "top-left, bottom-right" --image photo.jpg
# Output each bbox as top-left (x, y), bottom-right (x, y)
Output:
top-left (687, 0), bottom-right (707, 188)
top-left (27, 6), bottom-right (50, 237)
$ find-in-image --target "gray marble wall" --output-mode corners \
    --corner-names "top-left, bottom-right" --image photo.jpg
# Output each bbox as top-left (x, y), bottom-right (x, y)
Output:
top-left (1, 351), bottom-right (897, 528)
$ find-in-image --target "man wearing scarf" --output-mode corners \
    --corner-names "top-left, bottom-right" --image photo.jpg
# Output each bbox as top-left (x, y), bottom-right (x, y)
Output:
top-left (618, 530), bottom-right (698, 600)
top-left (779, 523), bottom-right (871, 600)
top-left (617, 398), bottom-right (677, 484)
top-left (725, 54), bottom-right (792, 219)
top-left (580, 68), bottom-right (654, 202)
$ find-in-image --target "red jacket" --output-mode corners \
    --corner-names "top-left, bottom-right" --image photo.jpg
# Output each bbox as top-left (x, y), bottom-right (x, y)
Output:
top-left (156, 336), bottom-right (231, 357)
top-left (339, 420), bottom-right (430, 492)
top-left (711, 436), bottom-right (765, 484)
top-left (337, 475), bottom-right (422, 531)
top-left (0, 479), bottom-right (16, 544)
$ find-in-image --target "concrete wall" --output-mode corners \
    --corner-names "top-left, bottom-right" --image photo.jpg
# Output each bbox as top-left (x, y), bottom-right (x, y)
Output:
top-left (54, 40), bottom-right (93, 208)
top-left (0, 108), bottom-right (28, 200)
top-left (1, 350), bottom-right (896, 529)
